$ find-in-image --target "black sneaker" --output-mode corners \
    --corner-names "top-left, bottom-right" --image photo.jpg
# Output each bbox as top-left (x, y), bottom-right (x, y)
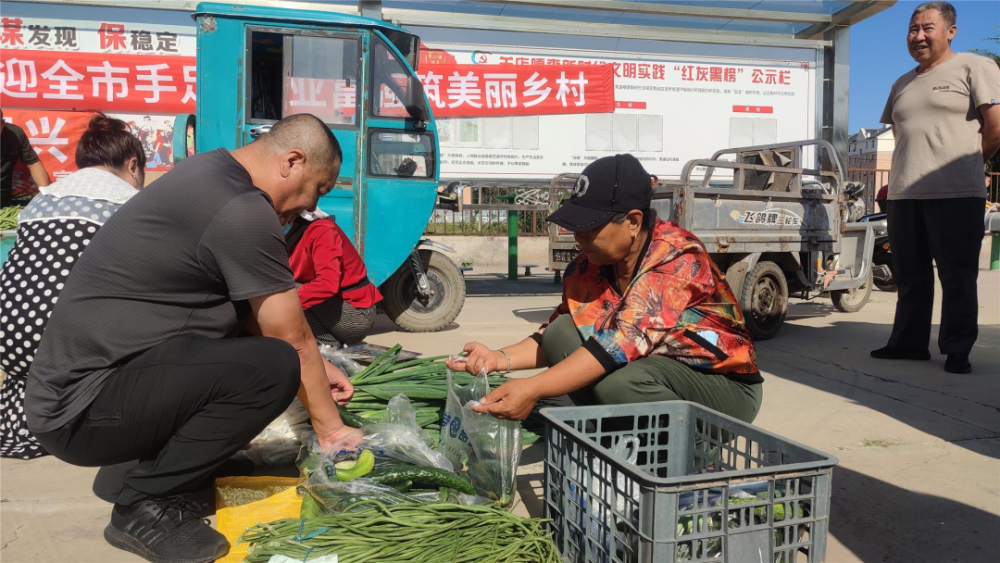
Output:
top-left (870, 346), bottom-right (931, 361)
top-left (944, 354), bottom-right (972, 374)
top-left (104, 497), bottom-right (229, 563)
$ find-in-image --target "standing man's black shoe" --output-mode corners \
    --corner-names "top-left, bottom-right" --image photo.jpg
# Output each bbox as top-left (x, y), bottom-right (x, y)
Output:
top-left (870, 346), bottom-right (931, 361)
top-left (944, 354), bottom-right (972, 374)
top-left (104, 497), bottom-right (229, 563)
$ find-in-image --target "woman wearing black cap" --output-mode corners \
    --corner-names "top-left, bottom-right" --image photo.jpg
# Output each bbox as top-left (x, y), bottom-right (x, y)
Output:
top-left (445, 154), bottom-right (763, 423)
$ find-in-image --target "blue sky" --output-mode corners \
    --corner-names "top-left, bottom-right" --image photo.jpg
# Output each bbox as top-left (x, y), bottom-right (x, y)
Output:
top-left (850, 0), bottom-right (1000, 131)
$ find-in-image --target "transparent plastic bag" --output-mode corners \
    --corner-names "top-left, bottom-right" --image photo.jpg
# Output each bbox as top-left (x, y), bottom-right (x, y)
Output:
top-left (357, 395), bottom-right (453, 471)
top-left (302, 475), bottom-right (416, 515)
top-left (300, 473), bottom-right (491, 516)
top-left (440, 365), bottom-right (522, 505)
top-left (243, 398), bottom-right (312, 466)
top-left (243, 423), bottom-right (312, 466)
top-left (318, 344), bottom-right (364, 377)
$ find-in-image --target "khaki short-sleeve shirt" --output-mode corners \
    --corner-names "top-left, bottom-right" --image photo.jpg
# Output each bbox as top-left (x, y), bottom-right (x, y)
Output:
top-left (881, 53), bottom-right (1000, 200)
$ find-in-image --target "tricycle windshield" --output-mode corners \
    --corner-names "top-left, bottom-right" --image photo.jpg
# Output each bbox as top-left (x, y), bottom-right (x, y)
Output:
top-left (381, 29), bottom-right (420, 71)
top-left (371, 37), bottom-right (420, 120)
top-left (247, 28), bottom-right (362, 127)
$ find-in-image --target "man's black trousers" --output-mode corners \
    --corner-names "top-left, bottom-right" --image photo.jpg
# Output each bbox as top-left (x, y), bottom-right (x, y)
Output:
top-left (34, 334), bottom-right (300, 506)
top-left (886, 197), bottom-right (985, 355)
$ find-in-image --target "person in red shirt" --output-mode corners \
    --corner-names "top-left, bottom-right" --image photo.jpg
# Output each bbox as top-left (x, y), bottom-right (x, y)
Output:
top-left (875, 183), bottom-right (889, 213)
top-left (286, 211), bottom-right (382, 347)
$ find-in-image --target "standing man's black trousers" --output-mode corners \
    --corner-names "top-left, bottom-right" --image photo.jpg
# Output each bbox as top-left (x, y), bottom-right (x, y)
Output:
top-left (33, 334), bottom-right (301, 506)
top-left (886, 198), bottom-right (985, 355)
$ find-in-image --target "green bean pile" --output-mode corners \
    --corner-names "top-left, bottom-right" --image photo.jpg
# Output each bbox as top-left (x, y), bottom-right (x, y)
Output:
top-left (344, 345), bottom-right (542, 444)
top-left (1, 206), bottom-right (21, 231)
top-left (240, 501), bottom-right (561, 562)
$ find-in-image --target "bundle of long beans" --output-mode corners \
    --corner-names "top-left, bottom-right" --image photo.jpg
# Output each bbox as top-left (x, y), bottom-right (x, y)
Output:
top-left (240, 501), bottom-right (561, 563)
top-left (343, 345), bottom-right (542, 444)
top-left (1, 206), bottom-right (21, 230)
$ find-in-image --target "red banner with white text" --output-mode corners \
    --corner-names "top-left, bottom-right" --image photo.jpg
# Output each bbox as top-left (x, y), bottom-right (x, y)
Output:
top-left (0, 49), bottom-right (195, 113)
top-left (417, 64), bottom-right (615, 117)
top-left (3, 109), bottom-right (177, 199)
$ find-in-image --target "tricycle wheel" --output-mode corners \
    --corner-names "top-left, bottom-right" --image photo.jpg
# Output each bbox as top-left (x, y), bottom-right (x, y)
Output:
top-left (831, 268), bottom-right (873, 313)
top-left (382, 249), bottom-right (466, 332)
top-left (740, 261), bottom-right (788, 341)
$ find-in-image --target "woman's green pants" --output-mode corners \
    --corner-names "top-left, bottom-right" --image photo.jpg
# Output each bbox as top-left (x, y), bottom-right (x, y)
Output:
top-left (542, 315), bottom-right (763, 424)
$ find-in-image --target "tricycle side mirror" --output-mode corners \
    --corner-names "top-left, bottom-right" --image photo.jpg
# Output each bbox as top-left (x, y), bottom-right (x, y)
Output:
top-left (405, 75), bottom-right (428, 128)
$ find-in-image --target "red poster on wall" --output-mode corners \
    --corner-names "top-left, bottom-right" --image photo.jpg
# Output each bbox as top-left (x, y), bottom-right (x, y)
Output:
top-left (418, 64), bottom-right (615, 117)
top-left (3, 109), bottom-right (90, 198)
top-left (3, 109), bottom-right (175, 199)
top-left (0, 49), bottom-right (196, 113)
top-left (285, 64), bottom-right (616, 119)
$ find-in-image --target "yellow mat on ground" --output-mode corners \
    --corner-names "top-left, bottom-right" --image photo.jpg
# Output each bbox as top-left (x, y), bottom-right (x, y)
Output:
top-left (215, 476), bottom-right (302, 563)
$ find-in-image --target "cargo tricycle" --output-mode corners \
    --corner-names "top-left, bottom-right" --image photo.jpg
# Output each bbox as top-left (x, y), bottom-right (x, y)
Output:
top-left (548, 140), bottom-right (878, 340)
top-left (172, 2), bottom-right (463, 332)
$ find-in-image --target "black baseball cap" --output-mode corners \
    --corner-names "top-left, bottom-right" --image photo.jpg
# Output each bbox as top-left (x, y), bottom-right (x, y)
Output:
top-left (547, 154), bottom-right (653, 232)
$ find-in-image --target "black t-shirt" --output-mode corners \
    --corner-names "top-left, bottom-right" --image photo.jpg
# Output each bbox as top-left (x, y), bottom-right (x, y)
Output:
top-left (1, 123), bottom-right (41, 206)
top-left (26, 149), bottom-right (295, 432)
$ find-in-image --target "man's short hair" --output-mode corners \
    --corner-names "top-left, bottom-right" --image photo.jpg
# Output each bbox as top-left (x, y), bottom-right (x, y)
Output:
top-left (261, 114), bottom-right (343, 170)
top-left (911, 1), bottom-right (956, 28)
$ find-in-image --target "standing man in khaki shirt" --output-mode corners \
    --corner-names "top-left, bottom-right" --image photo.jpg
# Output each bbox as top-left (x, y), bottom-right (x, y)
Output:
top-left (872, 1), bottom-right (1000, 374)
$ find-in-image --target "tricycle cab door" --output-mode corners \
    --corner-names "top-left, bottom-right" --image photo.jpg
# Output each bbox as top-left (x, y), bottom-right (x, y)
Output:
top-left (358, 32), bottom-right (439, 285)
top-left (240, 25), bottom-right (366, 242)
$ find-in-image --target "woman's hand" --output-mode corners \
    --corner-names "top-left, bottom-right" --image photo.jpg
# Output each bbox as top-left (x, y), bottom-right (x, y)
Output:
top-left (444, 342), bottom-right (503, 375)
top-left (324, 360), bottom-right (355, 405)
top-left (315, 423), bottom-right (364, 452)
top-left (471, 377), bottom-right (540, 421)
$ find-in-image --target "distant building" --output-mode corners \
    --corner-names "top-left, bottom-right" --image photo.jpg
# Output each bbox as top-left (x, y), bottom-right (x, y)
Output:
top-left (848, 126), bottom-right (894, 171)
top-left (848, 126), bottom-right (894, 208)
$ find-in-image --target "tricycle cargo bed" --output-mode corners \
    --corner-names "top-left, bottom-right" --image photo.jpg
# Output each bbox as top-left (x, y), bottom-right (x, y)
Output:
top-left (650, 186), bottom-right (838, 254)
top-left (548, 140), bottom-right (877, 341)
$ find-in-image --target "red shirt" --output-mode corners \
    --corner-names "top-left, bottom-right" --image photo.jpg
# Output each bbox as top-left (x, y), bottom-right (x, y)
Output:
top-left (876, 184), bottom-right (889, 202)
top-left (288, 219), bottom-right (382, 310)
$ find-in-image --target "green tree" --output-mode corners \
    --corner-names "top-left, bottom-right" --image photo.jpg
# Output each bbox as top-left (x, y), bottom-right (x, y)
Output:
top-left (970, 28), bottom-right (999, 173)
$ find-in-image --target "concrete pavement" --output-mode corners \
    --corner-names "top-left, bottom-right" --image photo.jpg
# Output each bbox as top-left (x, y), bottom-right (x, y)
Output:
top-left (2, 255), bottom-right (998, 562)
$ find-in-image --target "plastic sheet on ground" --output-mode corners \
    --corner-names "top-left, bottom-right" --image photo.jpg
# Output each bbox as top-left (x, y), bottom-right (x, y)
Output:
top-left (214, 476), bottom-right (301, 563)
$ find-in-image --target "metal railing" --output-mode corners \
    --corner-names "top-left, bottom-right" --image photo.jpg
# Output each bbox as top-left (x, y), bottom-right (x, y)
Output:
top-left (846, 167), bottom-right (891, 212)
top-left (426, 172), bottom-right (999, 237)
top-left (425, 185), bottom-right (552, 236)
top-left (848, 169), bottom-right (1000, 207)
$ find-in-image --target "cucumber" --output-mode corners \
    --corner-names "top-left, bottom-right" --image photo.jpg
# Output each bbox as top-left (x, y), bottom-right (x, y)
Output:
top-left (336, 404), bottom-right (366, 428)
top-left (366, 465), bottom-right (475, 495)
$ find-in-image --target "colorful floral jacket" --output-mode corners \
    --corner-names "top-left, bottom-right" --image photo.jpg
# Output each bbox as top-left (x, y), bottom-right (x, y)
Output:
top-left (548, 219), bottom-right (761, 383)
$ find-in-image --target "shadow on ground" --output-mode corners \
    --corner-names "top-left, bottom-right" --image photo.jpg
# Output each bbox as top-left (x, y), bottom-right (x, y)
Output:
top-left (513, 307), bottom-right (558, 325)
top-left (759, 318), bottom-right (1000, 458)
top-left (465, 273), bottom-right (562, 297)
top-left (830, 465), bottom-right (1000, 562)
top-left (783, 300), bottom-right (839, 321)
top-left (367, 314), bottom-right (462, 336)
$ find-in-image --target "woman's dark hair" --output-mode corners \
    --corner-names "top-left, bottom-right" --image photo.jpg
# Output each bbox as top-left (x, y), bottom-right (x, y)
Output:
top-left (611, 208), bottom-right (657, 230)
top-left (75, 113), bottom-right (147, 180)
